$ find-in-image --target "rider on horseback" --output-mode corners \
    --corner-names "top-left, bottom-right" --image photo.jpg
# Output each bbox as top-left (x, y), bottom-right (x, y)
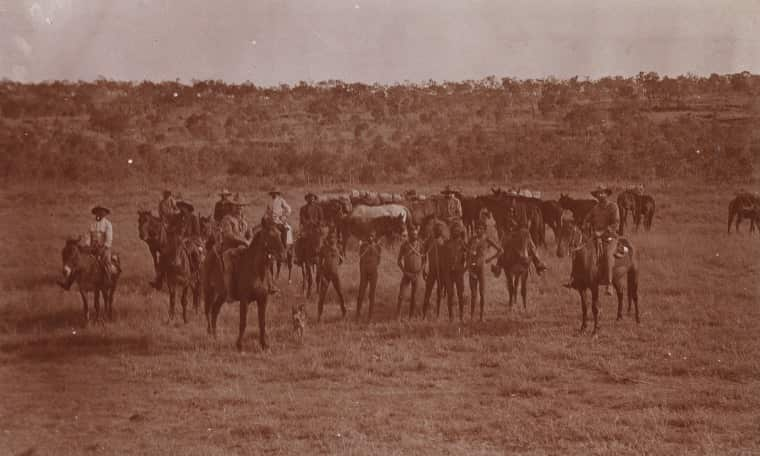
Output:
top-left (214, 189), bottom-right (234, 223)
top-left (442, 185), bottom-right (465, 235)
top-left (266, 188), bottom-right (293, 248)
top-left (59, 205), bottom-right (116, 290)
top-left (563, 184), bottom-right (620, 295)
top-left (219, 195), bottom-right (253, 297)
top-left (299, 192), bottom-right (324, 232)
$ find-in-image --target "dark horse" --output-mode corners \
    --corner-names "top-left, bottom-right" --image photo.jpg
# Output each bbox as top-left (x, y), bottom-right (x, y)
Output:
top-left (61, 239), bottom-right (121, 324)
top-left (635, 195), bottom-right (655, 231)
top-left (557, 221), bottom-right (639, 334)
top-left (727, 193), bottom-right (759, 234)
top-left (617, 190), bottom-right (639, 235)
top-left (203, 223), bottom-right (284, 351)
top-left (558, 194), bottom-right (596, 223)
top-left (137, 211), bottom-right (165, 276)
top-left (493, 230), bottom-right (533, 310)
top-left (540, 200), bottom-right (563, 244)
top-left (162, 235), bottom-right (206, 323)
top-left (294, 225), bottom-right (325, 298)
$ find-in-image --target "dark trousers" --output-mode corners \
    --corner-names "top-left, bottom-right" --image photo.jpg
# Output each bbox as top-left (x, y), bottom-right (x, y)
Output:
top-left (318, 268), bottom-right (345, 321)
top-left (397, 272), bottom-right (420, 318)
top-left (356, 268), bottom-right (378, 321)
top-left (446, 270), bottom-right (466, 321)
top-left (422, 273), bottom-right (442, 318)
top-left (469, 267), bottom-right (485, 321)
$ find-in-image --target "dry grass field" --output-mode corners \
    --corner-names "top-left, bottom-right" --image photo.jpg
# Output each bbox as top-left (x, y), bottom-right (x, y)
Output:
top-left (1, 179), bottom-right (759, 455)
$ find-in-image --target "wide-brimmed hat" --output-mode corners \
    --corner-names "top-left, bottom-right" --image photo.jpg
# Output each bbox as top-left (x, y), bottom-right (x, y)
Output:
top-left (267, 188), bottom-right (281, 196)
top-left (176, 201), bottom-right (194, 213)
top-left (590, 184), bottom-right (613, 197)
top-left (162, 189), bottom-right (172, 197)
top-left (304, 192), bottom-right (317, 202)
top-left (219, 189), bottom-right (232, 197)
top-left (91, 206), bottom-right (110, 216)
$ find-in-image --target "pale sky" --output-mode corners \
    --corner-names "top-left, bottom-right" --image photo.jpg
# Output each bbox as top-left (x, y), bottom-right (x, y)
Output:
top-left (1, 0), bottom-right (759, 85)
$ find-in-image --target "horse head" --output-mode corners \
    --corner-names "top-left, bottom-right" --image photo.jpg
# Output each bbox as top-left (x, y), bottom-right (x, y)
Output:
top-left (256, 223), bottom-right (286, 264)
top-left (137, 210), bottom-right (157, 241)
top-left (558, 193), bottom-right (571, 209)
top-left (61, 237), bottom-right (83, 280)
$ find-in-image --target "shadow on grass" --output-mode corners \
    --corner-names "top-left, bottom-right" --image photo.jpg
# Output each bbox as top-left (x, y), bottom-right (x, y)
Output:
top-left (0, 332), bottom-right (152, 362)
top-left (2, 307), bottom-right (88, 335)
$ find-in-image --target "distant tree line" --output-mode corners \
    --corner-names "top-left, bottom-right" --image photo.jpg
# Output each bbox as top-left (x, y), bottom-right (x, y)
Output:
top-left (0, 72), bottom-right (758, 184)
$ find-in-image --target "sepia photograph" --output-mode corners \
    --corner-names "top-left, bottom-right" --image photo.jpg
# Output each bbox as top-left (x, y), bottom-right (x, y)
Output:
top-left (1, 0), bottom-right (759, 454)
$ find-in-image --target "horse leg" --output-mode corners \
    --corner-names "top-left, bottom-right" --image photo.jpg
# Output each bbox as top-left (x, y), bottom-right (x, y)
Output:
top-left (107, 286), bottom-right (115, 321)
top-left (579, 289), bottom-right (587, 333)
top-left (628, 267), bottom-right (640, 324)
top-left (591, 287), bottom-right (600, 335)
top-left (181, 286), bottom-right (189, 324)
top-left (728, 208), bottom-right (735, 234)
top-left (80, 291), bottom-right (89, 326)
top-left (93, 289), bottom-right (101, 323)
top-left (236, 300), bottom-right (248, 351)
top-left (615, 278), bottom-right (624, 321)
top-left (287, 251), bottom-right (293, 284)
top-left (211, 296), bottom-right (224, 338)
top-left (520, 272), bottom-right (527, 310)
top-left (168, 284), bottom-right (175, 322)
top-left (257, 298), bottom-right (269, 350)
top-left (506, 273), bottom-right (514, 310)
top-left (204, 289), bottom-right (213, 334)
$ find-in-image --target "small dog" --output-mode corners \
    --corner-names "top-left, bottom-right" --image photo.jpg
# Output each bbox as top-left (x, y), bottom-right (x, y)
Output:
top-left (292, 304), bottom-right (307, 343)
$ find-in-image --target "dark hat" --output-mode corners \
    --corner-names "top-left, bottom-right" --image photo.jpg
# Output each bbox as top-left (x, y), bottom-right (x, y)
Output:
top-left (268, 188), bottom-right (281, 196)
top-left (176, 201), bottom-right (194, 213)
top-left (441, 185), bottom-right (456, 195)
top-left (162, 190), bottom-right (172, 197)
top-left (219, 189), bottom-right (232, 197)
top-left (91, 206), bottom-right (110, 216)
top-left (305, 192), bottom-right (317, 202)
top-left (591, 184), bottom-right (613, 197)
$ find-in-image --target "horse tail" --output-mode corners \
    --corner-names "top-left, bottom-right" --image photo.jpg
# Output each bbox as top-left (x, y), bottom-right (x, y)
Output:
top-left (728, 199), bottom-right (736, 234)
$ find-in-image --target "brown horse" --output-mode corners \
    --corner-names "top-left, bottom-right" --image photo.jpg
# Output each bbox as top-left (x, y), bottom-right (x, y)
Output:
top-left (540, 200), bottom-right (563, 244)
top-left (203, 224), bottom-right (284, 351)
top-left (617, 190), bottom-right (639, 235)
top-left (635, 195), bottom-right (656, 231)
top-left (727, 193), bottom-right (759, 234)
top-left (162, 235), bottom-right (205, 323)
top-left (61, 239), bottom-right (121, 324)
top-left (137, 211), bottom-right (165, 276)
top-left (493, 230), bottom-right (532, 310)
top-left (557, 221), bottom-right (639, 334)
top-left (558, 194), bottom-right (596, 222)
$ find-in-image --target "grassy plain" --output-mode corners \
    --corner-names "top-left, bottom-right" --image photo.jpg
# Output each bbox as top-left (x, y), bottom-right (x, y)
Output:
top-left (1, 179), bottom-right (759, 455)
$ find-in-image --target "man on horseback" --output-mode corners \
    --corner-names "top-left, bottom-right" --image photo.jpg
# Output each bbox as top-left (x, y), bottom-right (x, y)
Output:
top-left (503, 207), bottom-right (547, 275)
top-left (150, 200), bottom-right (201, 291)
top-left (564, 184), bottom-right (620, 295)
top-left (442, 185), bottom-right (465, 235)
top-left (60, 206), bottom-right (115, 290)
top-left (159, 190), bottom-right (179, 220)
top-left (266, 189), bottom-right (293, 249)
top-left (299, 192), bottom-right (324, 231)
top-left (214, 189), bottom-right (233, 223)
top-left (219, 196), bottom-right (253, 296)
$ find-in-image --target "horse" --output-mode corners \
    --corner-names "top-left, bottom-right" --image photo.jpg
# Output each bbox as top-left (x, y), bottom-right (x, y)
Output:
top-left (338, 212), bottom-right (406, 254)
top-left (162, 235), bottom-right (205, 323)
top-left (493, 230), bottom-right (533, 310)
top-left (60, 239), bottom-right (121, 324)
top-left (727, 193), bottom-right (759, 234)
top-left (540, 200), bottom-right (563, 244)
top-left (556, 221), bottom-right (640, 334)
top-left (635, 195), bottom-right (656, 231)
top-left (137, 211), bottom-right (164, 276)
top-left (271, 226), bottom-right (295, 284)
top-left (558, 194), bottom-right (596, 223)
top-left (202, 223), bottom-right (285, 351)
top-left (617, 190), bottom-right (639, 235)
top-left (294, 224), bottom-right (325, 298)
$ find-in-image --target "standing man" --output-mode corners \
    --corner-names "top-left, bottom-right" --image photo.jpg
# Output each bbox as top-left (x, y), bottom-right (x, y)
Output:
top-left (266, 189), bottom-right (293, 248)
top-left (356, 231), bottom-right (381, 322)
top-left (317, 231), bottom-right (346, 321)
top-left (503, 206), bottom-right (547, 275)
top-left (299, 192), bottom-right (324, 232)
top-left (577, 184), bottom-right (620, 295)
top-left (396, 226), bottom-right (424, 319)
top-left (443, 223), bottom-right (468, 322)
top-left (467, 223), bottom-right (503, 321)
top-left (214, 189), bottom-right (233, 223)
top-left (422, 222), bottom-right (446, 319)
